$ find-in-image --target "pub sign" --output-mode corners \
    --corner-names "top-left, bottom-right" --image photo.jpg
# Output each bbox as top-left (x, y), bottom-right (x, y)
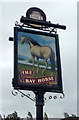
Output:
top-left (13, 27), bottom-right (63, 93)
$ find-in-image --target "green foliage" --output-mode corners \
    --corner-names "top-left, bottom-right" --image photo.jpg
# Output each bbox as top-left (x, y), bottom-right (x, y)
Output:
top-left (44, 112), bottom-right (48, 120)
top-left (71, 114), bottom-right (76, 117)
top-left (64, 112), bottom-right (70, 118)
top-left (27, 112), bottom-right (33, 120)
top-left (64, 112), bottom-right (77, 118)
top-left (3, 111), bottom-right (20, 120)
top-left (12, 111), bottom-right (18, 118)
top-left (27, 116), bottom-right (29, 120)
top-left (0, 114), bottom-right (2, 119)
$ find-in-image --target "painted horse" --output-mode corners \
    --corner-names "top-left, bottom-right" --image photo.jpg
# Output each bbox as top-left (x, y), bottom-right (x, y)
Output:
top-left (20, 35), bottom-right (55, 75)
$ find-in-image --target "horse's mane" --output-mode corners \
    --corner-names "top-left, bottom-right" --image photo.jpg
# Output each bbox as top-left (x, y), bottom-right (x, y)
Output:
top-left (22, 35), bottom-right (41, 46)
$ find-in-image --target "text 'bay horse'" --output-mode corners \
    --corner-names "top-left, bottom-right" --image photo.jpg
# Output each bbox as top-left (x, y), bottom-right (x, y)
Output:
top-left (21, 35), bottom-right (55, 76)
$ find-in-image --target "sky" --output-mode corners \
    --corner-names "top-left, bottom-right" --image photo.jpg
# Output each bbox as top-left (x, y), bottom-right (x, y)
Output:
top-left (0, 0), bottom-right (78, 118)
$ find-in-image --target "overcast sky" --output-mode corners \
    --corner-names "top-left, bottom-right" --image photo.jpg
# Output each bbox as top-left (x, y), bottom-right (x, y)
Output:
top-left (0, 0), bottom-right (78, 118)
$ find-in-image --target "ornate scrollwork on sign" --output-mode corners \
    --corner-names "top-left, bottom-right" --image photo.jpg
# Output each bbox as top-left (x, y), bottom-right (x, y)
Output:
top-left (14, 20), bottom-right (57, 34)
top-left (12, 89), bottom-right (35, 102)
top-left (53, 96), bottom-right (57, 99)
top-left (12, 89), bottom-right (18, 96)
top-left (44, 92), bottom-right (65, 103)
top-left (60, 93), bottom-right (65, 99)
top-left (12, 89), bottom-right (65, 104)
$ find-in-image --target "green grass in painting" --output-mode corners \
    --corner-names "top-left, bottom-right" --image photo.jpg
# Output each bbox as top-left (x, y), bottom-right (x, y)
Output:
top-left (18, 63), bottom-right (57, 78)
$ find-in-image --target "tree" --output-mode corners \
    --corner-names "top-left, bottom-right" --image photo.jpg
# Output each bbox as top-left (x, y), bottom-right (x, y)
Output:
top-left (71, 114), bottom-right (76, 117)
top-left (44, 112), bottom-right (48, 120)
top-left (3, 115), bottom-right (5, 119)
top-left (63, 112), bottom-right (77, 118)
top-left (12, 111), bottom-right (18, 119)
top-left (5, 111), bottom-right (20, 120)
top-left (27, 116), bottom-right (29, 120)
top-left (64, 112), bottom-right (70, 118)
top-left (0, 115), bottom-right (2, 120)
top-left (27, 112), bottom-right (33, 120)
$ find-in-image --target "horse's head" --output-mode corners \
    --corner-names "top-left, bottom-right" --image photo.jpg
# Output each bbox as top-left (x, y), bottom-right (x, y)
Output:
top-left (20, 35), bottom-right (28, 44)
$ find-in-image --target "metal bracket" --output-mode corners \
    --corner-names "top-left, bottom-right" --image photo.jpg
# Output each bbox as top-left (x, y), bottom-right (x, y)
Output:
top-left (12, 89), bottom-right (35, 102)
top-left (12, 89), bottom-right (65, 103)
top-left (44, 93), bottom-right (65, 103)
top-left (15, 21), bottom-right (57, 34)
top-left (9, 37), bottom-right (14, 41)
top-left (48, 27), bottom-right (57, 34)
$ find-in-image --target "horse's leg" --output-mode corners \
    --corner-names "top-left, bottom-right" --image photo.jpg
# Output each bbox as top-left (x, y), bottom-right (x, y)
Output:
top-left (42, 59), bottom-right (48, 76)
top-left (36, 57), bottom-right (39, 74)
top-left (32, 55), bottom-right (35, 71)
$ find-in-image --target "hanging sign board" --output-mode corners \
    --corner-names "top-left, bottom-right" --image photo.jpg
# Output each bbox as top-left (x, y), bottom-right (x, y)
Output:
top-left (13, 27), bottom-right (63, 93)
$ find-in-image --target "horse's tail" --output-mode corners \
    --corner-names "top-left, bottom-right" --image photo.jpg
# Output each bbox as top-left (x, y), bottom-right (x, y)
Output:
top-left (50, 49), bottom-right (55, 71)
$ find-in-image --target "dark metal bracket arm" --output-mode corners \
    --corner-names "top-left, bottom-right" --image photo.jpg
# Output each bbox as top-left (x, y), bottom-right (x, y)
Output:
top-left (12, 89), bottom-right (35, 102)
top-left (44, 92), bottom-right (65, 103)
top-left (9, 37), bottom-right (14, 41)
top-left (15, 21), bottom-right (58, 34)
top-left (20, 16), bottom-right (66, 30)
top-left (12, 89), bottom-right (65, 103)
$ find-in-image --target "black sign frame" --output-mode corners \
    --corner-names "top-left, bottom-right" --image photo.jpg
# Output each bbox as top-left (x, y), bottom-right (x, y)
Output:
top-left (13, 27), bottom-right (63, 93)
